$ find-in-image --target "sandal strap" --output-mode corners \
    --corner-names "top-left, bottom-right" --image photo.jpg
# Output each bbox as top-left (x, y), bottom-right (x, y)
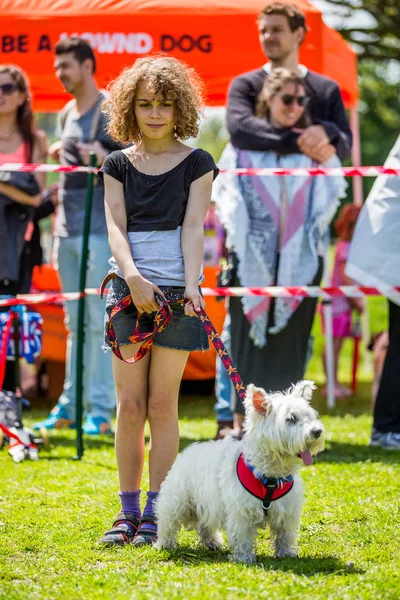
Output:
top-left (105, 526), bottom-right (132, 539)
top-left (101, 512), bottom-right (141, 545)
top-left (137, 517), bottom-right (156, 532)
top-left (139, 516), bottom-right (156, 526)
top-left (112, 512), bottom-right (140, 529)
top-left (136, 525), bottom-right (157, 536)
top-left (131, 517), bottom-right (158, 544)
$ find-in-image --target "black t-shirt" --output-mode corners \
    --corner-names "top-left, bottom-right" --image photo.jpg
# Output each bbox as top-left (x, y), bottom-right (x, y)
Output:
top-left (99, 148), bottom-right (219, 232)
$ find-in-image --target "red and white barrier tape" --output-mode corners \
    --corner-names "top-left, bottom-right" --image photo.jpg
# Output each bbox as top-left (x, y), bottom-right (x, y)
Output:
top-left (202, 286), bottom-right (400, 298)
top-left (223, 167), bottom-right (400, 177)
top-left (0, 292), bottom-right (82, 307)
top-left (1, 163), bottom-right (400, 177)
top-left (0, 163), bottom-right (96, 174)
top-left (1, 285), bottom-right (399, 307)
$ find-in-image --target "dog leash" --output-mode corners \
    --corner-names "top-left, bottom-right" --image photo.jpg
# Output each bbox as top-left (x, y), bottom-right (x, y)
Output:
top-left (100, 273), bottom-right (246, 400)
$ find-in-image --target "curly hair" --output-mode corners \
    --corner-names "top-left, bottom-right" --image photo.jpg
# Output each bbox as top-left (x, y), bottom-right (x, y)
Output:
top-left (102, 56), bottom-right (205, 143)
top-left (334, 203), bottom-right (361, 241)
top-left (256, 67), bottom-right (311, 129)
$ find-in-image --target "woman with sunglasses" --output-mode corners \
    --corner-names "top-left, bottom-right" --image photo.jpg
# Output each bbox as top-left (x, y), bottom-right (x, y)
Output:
top-left (0, 65), bottom-right (48, 297)
top-left (0, 65), bottom-right (50, 394)
top-left (214, 68), bottom-right (347, 437)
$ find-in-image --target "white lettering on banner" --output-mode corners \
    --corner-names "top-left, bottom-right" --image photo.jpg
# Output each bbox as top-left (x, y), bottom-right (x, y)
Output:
top-left (59, 32), bottom-right (153, 54)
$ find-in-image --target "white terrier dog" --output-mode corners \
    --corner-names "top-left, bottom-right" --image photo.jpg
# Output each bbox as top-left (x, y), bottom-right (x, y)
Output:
top-left (155, 380), bottom-right (325, 563)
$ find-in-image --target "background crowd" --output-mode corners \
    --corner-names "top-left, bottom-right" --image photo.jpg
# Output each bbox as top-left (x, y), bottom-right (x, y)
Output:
top-left (0, 3), bottom-right (399, 450)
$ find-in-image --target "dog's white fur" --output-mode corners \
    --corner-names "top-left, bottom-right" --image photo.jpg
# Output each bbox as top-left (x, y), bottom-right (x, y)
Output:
top-left (155, 380), bottom-right (325, 563)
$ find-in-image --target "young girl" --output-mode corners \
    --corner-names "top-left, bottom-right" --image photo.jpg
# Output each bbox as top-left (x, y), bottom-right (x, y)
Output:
top-left (98, 57), bottom-right (218, 546)
top-left (322, 203), bottom-right (363, 397)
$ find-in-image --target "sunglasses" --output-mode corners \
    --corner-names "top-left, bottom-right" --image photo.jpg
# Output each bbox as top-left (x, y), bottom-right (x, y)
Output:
top-left (0, 83), bottom-right (18, 95)
top-left (280, 94), bottom-right (309, 107)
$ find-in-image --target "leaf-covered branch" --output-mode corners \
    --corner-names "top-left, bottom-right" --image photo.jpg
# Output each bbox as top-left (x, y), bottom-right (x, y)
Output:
top-left (324, 0), bottom-right (400, 61)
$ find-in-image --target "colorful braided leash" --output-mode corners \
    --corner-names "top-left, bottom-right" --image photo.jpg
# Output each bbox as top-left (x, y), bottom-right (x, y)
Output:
top-left (100, 273), bottom-right (246, 400)
top-left (198, 309), bottom-right (246, 400)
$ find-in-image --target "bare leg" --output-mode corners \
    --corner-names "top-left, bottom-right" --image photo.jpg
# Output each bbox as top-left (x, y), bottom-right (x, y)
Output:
top-left (112, 343), bottom-right (150, 491)
top-left (372, 332), bottom-right (389, 410)
top-left (147, 346), bottom-right (189, 491)
top-left (333, 337), bottom-right (342, 387)
top-left (323, 337), bottom-right (348, 396)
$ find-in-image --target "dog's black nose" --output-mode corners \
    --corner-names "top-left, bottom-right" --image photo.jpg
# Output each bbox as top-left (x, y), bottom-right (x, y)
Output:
top-left (312, 428), bottom-right (323, 439)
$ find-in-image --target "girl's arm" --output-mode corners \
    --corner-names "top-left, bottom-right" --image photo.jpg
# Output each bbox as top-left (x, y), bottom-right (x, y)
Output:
top-left (103, 173), bottom-right (164, 314)
top-left (0, 181), bottom-right (41, 207)
top-left (181, 171), bottom-right (214, 316)
top-left (31, 130), bottom-right (48, 191)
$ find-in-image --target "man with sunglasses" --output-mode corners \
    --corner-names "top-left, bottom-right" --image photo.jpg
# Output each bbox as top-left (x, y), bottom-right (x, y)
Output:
top-left (227, 2), bottom-right (352, 163)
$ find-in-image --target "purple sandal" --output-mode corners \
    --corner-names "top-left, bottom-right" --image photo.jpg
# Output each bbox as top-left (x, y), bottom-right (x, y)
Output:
top-left (100, 512), bottom-right (140, 546)
top-left (131, 517), bottom-right (157, 547)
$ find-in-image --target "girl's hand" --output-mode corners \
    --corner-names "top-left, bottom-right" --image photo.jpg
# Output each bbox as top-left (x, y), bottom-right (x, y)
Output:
top-left (184, 285), bottom-right (205, 317)
top-left (126, 275), bottom-right (166, 314)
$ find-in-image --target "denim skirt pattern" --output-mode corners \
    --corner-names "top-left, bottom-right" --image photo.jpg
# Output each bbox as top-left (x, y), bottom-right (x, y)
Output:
top-left (103, 276), bottom-right (209, 352)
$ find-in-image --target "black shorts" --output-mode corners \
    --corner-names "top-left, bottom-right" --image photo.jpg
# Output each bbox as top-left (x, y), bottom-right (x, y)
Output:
top-left (103, 277), bottom-right (209, 353)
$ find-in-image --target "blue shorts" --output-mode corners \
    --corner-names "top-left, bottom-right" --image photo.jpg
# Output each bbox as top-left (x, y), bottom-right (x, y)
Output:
top-left (103, 277), bottom-right (209, 353)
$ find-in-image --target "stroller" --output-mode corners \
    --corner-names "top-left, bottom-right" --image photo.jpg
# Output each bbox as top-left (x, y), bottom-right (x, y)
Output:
top-left (0, 305), bottom-right (49, 462)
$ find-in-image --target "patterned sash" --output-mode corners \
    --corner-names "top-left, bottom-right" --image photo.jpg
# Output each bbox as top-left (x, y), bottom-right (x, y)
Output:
top-left (100, 273), bottom-right (246, 400)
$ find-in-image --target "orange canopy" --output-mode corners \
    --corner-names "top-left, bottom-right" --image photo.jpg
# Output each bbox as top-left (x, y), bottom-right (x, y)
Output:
top-left (0, 0), bottom-right (358, 111)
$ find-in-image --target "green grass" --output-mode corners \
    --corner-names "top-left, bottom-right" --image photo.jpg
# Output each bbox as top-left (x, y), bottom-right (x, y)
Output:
top-left (1, 383), bottom-right (400, 600)
top-left (0, 291), bottom-right (394, 599)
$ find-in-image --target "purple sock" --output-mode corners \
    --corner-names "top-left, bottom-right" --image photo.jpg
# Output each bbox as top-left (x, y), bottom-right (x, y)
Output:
top-left (142, 491), bottom-right (158, 529)
top-left (118, 489), bottom-right (141, 525)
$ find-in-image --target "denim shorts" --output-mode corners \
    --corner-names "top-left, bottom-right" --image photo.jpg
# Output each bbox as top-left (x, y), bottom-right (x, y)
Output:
top-left (103, 277), bottom-right (209, 352)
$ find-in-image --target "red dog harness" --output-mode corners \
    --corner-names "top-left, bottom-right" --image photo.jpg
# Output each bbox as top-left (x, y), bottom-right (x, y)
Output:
top-left (236, 453), bottom-right (294, 515)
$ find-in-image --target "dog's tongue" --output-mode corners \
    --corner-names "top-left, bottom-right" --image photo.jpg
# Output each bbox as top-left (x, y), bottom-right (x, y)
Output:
top-left (300, 449), bottom-right (313, 466)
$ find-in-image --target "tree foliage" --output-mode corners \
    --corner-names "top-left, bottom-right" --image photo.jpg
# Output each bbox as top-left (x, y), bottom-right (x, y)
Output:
top-left (323, 0), bottom-right (400, 61)
top-left (358, 60), bottom-right (400, 195)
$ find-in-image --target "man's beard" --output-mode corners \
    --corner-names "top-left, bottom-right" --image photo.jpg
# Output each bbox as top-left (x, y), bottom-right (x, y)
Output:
top-left (264, 45), bottom-right (291, 63)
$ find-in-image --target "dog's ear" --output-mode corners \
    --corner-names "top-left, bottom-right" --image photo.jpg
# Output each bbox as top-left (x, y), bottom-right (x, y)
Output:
top-left (246, 384), bottom-right (271, 416)
top-left (253, 390), bottom-right (268, 415)
top-left (292, 380), bottom-right (316, 401)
